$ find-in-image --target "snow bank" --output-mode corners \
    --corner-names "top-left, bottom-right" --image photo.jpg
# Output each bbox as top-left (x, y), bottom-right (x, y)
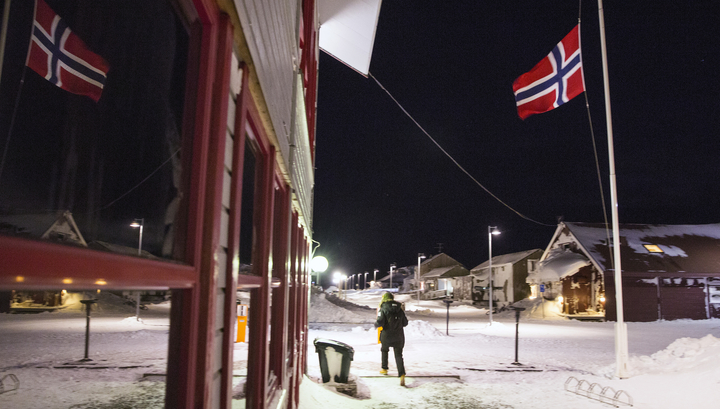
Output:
top-left (405, 320), bottom-right (445, 339)
top-left (596, 334), bottom-right (720, 378)
top-left (629, 334), bottom-right (720, 375)
top-left (309, 292), bottom-right (372, 323)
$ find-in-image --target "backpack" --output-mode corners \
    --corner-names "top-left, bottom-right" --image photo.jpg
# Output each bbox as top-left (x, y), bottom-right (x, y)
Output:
top-left (384, 301), bottom-right (406, 333)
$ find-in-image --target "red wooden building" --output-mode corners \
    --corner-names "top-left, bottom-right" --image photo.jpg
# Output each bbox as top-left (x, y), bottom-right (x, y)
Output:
top-left (0, 0), bottom-right (381, 407)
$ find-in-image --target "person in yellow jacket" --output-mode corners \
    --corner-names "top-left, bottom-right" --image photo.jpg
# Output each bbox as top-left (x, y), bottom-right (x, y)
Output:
top-left (374, 292), bottom-right (408, 386)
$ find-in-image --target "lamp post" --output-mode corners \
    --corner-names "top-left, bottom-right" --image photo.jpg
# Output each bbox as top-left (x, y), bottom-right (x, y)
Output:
top-left (373, 269), bottom-right (378, 284)
top-left (130, 219), bottom-right (144, 321)
top-left (333, 271), bottom-right (345, 299)
top-left (311, 256), bottom-right (329, 285)
top-left (364, 272), bottom-right (369, 290)
top-left (488, 226), bottom-right (501, 325)
top-left (417, 253), bottom-right (426, 303)
top-left (389, 263), bottom-right (396, 289)
top-left (130, 218), bottom-right (144, 255)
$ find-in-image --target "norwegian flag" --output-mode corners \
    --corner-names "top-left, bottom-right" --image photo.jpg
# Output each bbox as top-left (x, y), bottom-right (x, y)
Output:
top-left (26, 0), bottom-right (110, 102)
top-left (512, 25), bottom-right (584, 120)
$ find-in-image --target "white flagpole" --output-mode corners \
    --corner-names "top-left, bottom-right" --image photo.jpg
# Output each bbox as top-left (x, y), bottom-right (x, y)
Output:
top-left (597, 0), bottom-right (629, 378)
top-left (0, 0), bottom-right (11, 85)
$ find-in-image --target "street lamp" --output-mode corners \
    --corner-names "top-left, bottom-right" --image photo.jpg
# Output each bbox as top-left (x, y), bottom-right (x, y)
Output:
top-left (417, 253), bottom-right (426, 303)
top-left (364, 271), bottom-right (369, 290)
top-left (389, 263), bottom-right (396, 288)
top-left (311, 256), bottom-right (329, 285)
top-left (488, 226), bottom-right (501, 325)
top-left (373, 269), bottom-right (379, 284)
top-left (130, 218), bottom-right (144, 256)
top-left (333, 271), bottom-right (345, 299)
top-left (129, 218), bottom-right (144, 321)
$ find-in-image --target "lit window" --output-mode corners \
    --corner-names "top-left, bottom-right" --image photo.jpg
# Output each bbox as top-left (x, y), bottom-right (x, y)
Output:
top-left (643, 244), bottom-right (664, 253)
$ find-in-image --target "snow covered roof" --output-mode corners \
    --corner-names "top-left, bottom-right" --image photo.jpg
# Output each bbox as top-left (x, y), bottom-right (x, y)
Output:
top-left (422, 265), bottom-right (469, 279)
top-left (563, 222), bottom-right (720, 274)
top-left (0, 210), bottom-right (86, 246)
top-left (528, 249), bottom-right (590, 284)
top-left (471, 249), bottom-right (542, 272)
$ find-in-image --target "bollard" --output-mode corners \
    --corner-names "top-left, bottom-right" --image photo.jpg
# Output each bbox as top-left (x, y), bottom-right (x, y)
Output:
top-left (79, 299), bottom-right (97, 362)
top-left (508, 305), bottom-right (526, 365)
top-left (442, 299), bottom-right (454, 335)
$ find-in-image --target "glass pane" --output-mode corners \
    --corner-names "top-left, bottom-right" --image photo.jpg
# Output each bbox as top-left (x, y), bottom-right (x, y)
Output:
top-left (239, 140), bottom-right (256, 270)
top-left (0, 288), bottom-right (170, 407)
top-left (231, 289), bottom-right (251, 407)
top-left (0, 0), bottom-right (189, 261)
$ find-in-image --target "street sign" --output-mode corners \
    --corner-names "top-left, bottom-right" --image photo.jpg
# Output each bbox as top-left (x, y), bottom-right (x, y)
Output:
top-left (540, 284), bottom-right (545, 293)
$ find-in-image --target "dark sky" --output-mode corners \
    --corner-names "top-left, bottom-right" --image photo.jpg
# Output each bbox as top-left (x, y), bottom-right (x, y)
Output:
top-left (312, 0), bottom-right (720, 285)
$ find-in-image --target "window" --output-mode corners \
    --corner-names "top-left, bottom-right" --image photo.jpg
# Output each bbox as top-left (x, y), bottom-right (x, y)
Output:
top-left (643, 244), bottom-right (664, 253)
top-left (0, 0), bottom-right (189, 262)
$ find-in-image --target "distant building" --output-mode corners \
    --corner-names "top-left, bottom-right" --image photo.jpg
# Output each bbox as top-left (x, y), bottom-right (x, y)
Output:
top-left (378, 266), bottom-right (413, 289)
top-left (528, 222), bottom-right (720, 321)
top-left (417, 253), bottom-right (469, 299)
top-left (471, 249), bottom-right (542, 306)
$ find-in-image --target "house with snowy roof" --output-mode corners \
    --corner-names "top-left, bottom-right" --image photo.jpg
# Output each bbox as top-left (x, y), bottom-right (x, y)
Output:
top-left (470, 249), bottom-right (542, 306)
top-left (528, 222), bottom-right (720, 321)
top-left (417, 253), bottom-right (469, 299)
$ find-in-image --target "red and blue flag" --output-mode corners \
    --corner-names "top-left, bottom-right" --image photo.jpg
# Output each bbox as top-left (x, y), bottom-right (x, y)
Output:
top-left (513, 25), bottom-right (584, 120)
top-left (26, 0), bottom-right (110, 102)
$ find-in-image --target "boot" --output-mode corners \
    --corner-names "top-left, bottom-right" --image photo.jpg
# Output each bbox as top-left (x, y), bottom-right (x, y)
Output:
top-left (400, 374), bottom-right (405, 386)
top-left (380, 368), bottom-right (388, 375)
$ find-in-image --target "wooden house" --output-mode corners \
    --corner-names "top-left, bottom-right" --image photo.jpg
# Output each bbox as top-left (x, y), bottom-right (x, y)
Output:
top-left (417, 253), bottom-right (469, 299)
top-left (0, 0), bottom-right (383, 407)
top-left (528, 222), bottom-right (720, 321)
top-left (471, 249), bottom-right (542, 306)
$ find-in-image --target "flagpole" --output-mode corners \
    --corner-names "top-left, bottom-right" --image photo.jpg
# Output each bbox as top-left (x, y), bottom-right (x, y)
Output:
top-left (0, 0), bottom-right (11, 85)
top-left (597, 0), bottom-right (629, 379)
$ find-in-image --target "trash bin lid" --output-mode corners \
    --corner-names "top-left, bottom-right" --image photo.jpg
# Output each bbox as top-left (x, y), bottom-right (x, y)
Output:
top-left (313, 338), bottom-right (354, 354)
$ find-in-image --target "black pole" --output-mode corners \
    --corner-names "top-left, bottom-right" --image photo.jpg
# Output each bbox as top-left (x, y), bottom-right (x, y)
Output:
top-left (443, 299), bottom-right (453, 335)
top-left (514, 310), bottom-right (520, 364)
top-left (80, 299), bottom-right (97, 362)
top-left (510, 306), bottom-right (525, 365)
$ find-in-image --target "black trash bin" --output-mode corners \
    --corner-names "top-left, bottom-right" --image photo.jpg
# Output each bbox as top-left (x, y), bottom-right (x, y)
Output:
top-left (313, 338), bottom-right (354, 383)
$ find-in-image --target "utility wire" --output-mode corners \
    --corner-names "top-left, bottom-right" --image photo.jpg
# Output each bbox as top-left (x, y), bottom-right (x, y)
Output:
top-left (98, 147), bottom-right (181, 212)
top-left (368, 72), bottom-right (554, 227)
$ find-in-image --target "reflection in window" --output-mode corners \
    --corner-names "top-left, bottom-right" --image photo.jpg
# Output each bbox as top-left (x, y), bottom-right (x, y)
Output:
top-left (0, 0), bottom-right (189, 260)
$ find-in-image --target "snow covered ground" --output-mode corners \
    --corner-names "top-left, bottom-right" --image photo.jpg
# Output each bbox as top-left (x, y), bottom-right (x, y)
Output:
top-left (303, 289), bottom-right (720, 409)
top-left (1, 288), bottom-right (720, 408)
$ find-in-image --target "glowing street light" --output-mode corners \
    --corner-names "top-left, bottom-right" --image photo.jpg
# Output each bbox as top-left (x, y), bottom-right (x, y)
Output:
top-left (130, 218), bottom-right (144, 321)
top-left (130, 218), bottom-right (144, 256)
top-left (488, 226), bottom-right (501, 325)
top-left (389, 263), bottom-right (396, 288)
top-left (332, 271), bottom-right (346, 299)
top-left (311, 256), bottom-right (329, 285)
top-left (417, 253), bottom-right (426, 303)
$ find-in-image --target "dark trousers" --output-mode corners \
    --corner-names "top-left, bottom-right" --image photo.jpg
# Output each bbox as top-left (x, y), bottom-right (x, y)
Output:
top-left (381, 339), bottom-right (405, 376)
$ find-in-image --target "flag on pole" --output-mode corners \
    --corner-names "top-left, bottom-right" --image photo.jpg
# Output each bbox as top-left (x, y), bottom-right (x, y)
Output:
top-left (512, 25), bottom-right (584, 120)
top-left (26, 0), bottom-right (110, 102)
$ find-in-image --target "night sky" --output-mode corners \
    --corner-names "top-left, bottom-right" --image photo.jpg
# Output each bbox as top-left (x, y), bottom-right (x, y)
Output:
top-left (311, 0), bottom-right (720, 285)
